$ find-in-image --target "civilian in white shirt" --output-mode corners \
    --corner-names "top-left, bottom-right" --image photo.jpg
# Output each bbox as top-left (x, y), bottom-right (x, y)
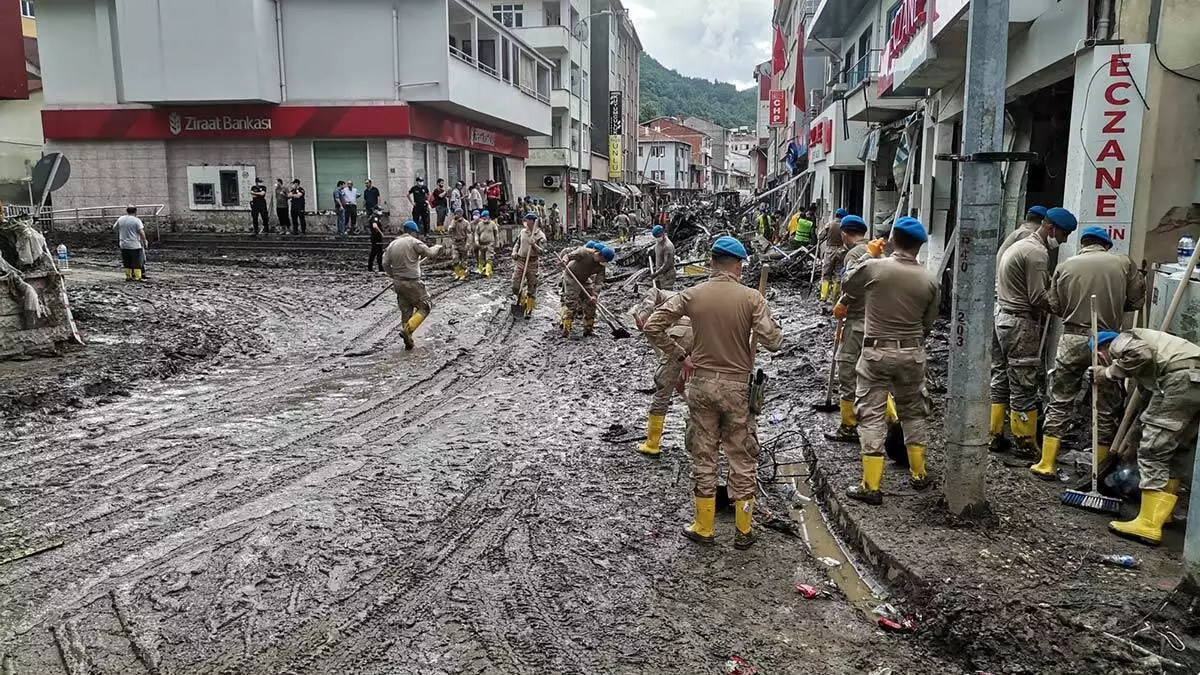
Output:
top-left (340, 181), bottom-right (360, 235)
top-left (113, 205), bottom-right (148, 281)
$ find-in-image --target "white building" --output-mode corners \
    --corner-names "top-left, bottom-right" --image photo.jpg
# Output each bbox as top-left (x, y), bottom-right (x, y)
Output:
top-left (37, 0), bottom-right (553, 230)
top-left (636, 126), bottom-right (692, 189)
top-left (476, 0), bottom-right (594, 229)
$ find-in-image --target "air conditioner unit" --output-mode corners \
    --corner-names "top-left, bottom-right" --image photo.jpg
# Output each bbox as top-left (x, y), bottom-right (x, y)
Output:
top-left (542, 174), bottom-right (563, 189)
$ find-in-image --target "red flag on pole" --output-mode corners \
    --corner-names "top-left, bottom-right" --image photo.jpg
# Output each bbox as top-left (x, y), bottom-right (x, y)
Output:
top-left (793, 22), bottom-right (806, 112)
top-left (772, 24), bottom-right (786, 75)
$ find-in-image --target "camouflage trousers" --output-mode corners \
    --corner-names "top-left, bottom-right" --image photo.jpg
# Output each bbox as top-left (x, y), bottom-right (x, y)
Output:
top-left (837, 319), bottom-right (865, 402)
top-left (685, 372), bottom-right (759, 500)
top-left (393, 279), bottom-right (432, 326)
top-left (451, 242), bottom-right (472, 266)
top-left (1136, 369), bottom-right (1200, 490)
top-left (1042, 332), bottom-right (1123, 443)
top-left (649, 355), bottom-right (685, 415)
top-left (821, 249), bottom-right (842, 282)
top-left (856, 345), bottom-right (930, 456)
top-left (475, 243), bottom-right (494, 267)
top-left (653, 268), bottom-right (676, 290)
top-left (511, 256), bottom-right (538, 297)
top-left (561, 276), bottom-right (597, 324)
top-left (990, 309), bottom-right (1043, 412)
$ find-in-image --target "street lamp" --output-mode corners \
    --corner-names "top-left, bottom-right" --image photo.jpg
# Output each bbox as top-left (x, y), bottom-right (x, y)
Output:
top-left (571, 8), bottom-right (625, 233)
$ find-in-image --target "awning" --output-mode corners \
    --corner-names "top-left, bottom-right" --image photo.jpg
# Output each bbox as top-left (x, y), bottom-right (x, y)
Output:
top-left (570, 183), bottom-right (592, 194)
top-left (597, 181), bottom-right (631, 197)
top-left (624, 184), bottom-right (642, 197)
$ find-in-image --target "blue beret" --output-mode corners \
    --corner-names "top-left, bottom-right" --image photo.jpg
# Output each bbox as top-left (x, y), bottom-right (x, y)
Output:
top-left (1046, 207), bottom-right (1078, 232)
top-left (712, 235), bottom-right (748, 260)
top-left (480, 210), bottom-right (490, 217)
top-left (1080, 225), bottom-right (1112, 246)
top-left (1091, 330), bottom-right (1120, 350)
top-left (839, 215), bottom-right (867, 233)
top-left (834, 208), bottom-right (849, 218)
top-left (403, 220), bottom-right (419, 232)
top-left (893, 217), bottom-right (928, 243)
top-left (523, 212), bottom-right (537, 221)
top-left (599, 246), bottom-right (616, 262)
top-left (1026, 205), bottom-right (1048, 219)
top-left (651, 225), bottom-right (664, 237)
top-left (470, 210), bottom-right (481, 218)
top-left (584, 240), bottom-right (600, 250)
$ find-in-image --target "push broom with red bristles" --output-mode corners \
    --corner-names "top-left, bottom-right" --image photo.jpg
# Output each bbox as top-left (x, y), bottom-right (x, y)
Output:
top-left (1063, 295), bottom-right (1122, 514)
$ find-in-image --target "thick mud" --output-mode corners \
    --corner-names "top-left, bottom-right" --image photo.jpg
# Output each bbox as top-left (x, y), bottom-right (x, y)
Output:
top-left (1, 247), bottom-right (959, 673)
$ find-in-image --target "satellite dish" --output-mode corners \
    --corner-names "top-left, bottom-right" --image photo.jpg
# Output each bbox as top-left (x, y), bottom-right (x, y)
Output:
top-left (31, 152), bottom-right (72, 197)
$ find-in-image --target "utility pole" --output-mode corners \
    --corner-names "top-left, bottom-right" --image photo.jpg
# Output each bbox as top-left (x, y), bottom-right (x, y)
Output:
top-left (942, 0), bottom-right (1010, 517)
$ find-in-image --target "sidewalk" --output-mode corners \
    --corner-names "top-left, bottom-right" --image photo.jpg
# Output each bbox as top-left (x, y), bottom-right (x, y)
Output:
top-left (772, 298), bottom-right (1200, 673)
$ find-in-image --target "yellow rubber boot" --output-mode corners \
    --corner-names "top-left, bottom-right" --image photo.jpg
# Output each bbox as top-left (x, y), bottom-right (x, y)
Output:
top-left (988, 403), bottom-right (1007, 452)
top-left (819, 280), bottom-right (830, 301)
top-left (485, 261), bottom-right (493, 277)
top-left (1165, 478), bottom-right (1181, 526)
top-left (829, 282), bottom-right (840, 303)
top-left (1109, 490), bottom-right (1177, 546)
top-left (523, 296), bottom-right (535, 318)
top-left (133, 268), bottom-right (143, 281)
top-left (1097, 444), bottom-right (1111, 466)
top-left (683, 496), bottom-right (716, 545)
top-left (907, 445), bottom-right (931, 490)
top-left (825, 400), bottom-right (858, 442)
top-left (1009, 410), bottom-right (1039, 459)
top-left (1030, 436), bottom-right (1061, 480)
top-left (583, 320), bottom-right (595, 336)
top-left (560, 306), bottom-right (572, 337)
top-left (477, 262), bottom-right (484, 275)
top-left (638, 414), bottom-right (665, 455)
top-left (734, 498), bottom-right (756, 549)
top-left (124, 268), bottom-right (133, 280)
top-left (401, 311), bottom-right (425, 351)
top-left (847, 455), bottom-right (885, 505)
top-left (885, 395), bottom-right (899, 424)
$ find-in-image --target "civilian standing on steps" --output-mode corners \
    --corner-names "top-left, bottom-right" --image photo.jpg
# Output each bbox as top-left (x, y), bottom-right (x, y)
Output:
top-left (363, 179), bottom-right (380, 217)
top-left (274, 179), bottom-right (290, 235)
top-left (341, 180), bottom-right (360, 236)
top-left (408, 177), bottom-right (431, 235)
top-left (250, 177), bottom-right (270, 236)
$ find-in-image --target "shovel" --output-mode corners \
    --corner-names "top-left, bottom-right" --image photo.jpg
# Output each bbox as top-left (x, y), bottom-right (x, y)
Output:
top-left (813, 318), bottom-right (844, 412)
top-left (563, 265), bottom-right (631, 339)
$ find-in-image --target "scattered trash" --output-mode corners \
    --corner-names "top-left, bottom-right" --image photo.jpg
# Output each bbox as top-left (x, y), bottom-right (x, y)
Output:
top-left (1098, 554), bottom-right (1140, 569)
top-left (815, 556), bottom-right (842, 569)
top-left (769, 412), bottom-right (785, 425)
top-left (873, 603), bottom-right (917, 632)
top-left (762, 514), bottom-right (803, 538)
top-left (724, 655), bottom-right (758, 675)
top-left (794, 583), bottom-right (826, 599)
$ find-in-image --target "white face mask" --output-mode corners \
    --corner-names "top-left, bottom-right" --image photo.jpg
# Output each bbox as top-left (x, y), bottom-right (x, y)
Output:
top-left (1046, 236), bottom-right (1060, 250)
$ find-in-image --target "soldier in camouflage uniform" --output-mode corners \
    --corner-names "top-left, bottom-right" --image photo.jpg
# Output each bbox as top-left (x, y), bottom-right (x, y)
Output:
top-left (447, 208), bottom-right (473, 281)
top-left (819, 208), bottom-right (848, 302)
top-left (990, 207), bottom-right (1077, 458)
top-left (1030, 225), bottom-right (1145, 479)
top-left (835, 217), bottom-right (940, 504)
top-left (382, 220), bottom-right (444, 351)
top-left (643, 236), bottom-right (783, 549)
top-left (512, 213), bottom-right (548, 319)
top-left (827, 215), bottom-right (876, 441)
top-left (633, 286), bottom-right (694, 456)
top-left (650, 225), bottom-right (676, 290)
top-left (472, 209), bottom-right (499, 277)
top-left (996, 205), bottom-right (1047, 268)
top-left (559, 243), bottom-right (612, 337)
top-left (1092, 329), bottom-right (1200, 545)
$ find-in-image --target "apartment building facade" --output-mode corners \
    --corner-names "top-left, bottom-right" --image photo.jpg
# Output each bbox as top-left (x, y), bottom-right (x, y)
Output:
top-left (636, 126), bottom-right (692, 189)
top-left (680, 117), bottom-right (730, 192)
top-left (588, 0), bottom-right (641, 187)
top-left (644, 117), bottom-right (713, 190)
top-left (37, 0), bottom-right (552, 229)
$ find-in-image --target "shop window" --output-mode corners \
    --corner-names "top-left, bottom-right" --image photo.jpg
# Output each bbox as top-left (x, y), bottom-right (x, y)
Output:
top-left (313, 141), bottom-right (368, 211)
top-left (492, 3), bottom-right (524, 28)
top-left (186, 165), bottom-right (254, 210)
top-left (414, 142), bottom-right (429, 181)
top-left (448, 150), bottom-right (463, 186)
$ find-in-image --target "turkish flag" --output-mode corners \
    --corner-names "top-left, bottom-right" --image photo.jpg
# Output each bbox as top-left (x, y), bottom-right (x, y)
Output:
top-left (772, 24), bottom-right (786, 75)
top-left (793, 22), bottom-right (806, 112)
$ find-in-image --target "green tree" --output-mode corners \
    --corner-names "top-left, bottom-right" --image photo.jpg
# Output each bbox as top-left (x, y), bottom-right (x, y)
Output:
top-left (638, 53), bottom-right (757, 128)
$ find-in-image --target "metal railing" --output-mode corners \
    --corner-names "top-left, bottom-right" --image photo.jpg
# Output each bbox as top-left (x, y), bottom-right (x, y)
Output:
top-left (841, 49), bottom-right (880, 90)
top-left (11, 204), bottom-right (170, 242)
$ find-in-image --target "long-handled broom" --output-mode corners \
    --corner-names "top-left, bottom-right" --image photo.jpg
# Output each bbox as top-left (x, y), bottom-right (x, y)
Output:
top-left (1062, 295), bottom-right (1122, 514)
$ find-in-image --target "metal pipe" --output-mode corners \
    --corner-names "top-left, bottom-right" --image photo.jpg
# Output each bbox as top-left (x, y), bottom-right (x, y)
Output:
top-left (942, 0), bottom-right (1010, 517)
top-left (274, 0), bottom-right (287, 101)
top-left (392, 7), bottom-right (400, 101)
top-left (1094, 0), bottom-right (1113, 40)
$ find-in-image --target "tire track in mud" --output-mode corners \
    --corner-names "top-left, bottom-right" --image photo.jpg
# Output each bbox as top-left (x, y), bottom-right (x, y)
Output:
top-left (0, 277), bottom-right (534, 646)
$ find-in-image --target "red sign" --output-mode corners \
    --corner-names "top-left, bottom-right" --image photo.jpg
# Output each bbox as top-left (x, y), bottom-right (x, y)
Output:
top-left (768, 90), bottom-right (787, 127)
top-left (0, 1), bottom-right (27, 100)
top-left (41, 104), bottom-right (529, 158)
top-left (887, 0), bottom-right (927, 60)
top-left (808, 118), bottom-right (834, 155)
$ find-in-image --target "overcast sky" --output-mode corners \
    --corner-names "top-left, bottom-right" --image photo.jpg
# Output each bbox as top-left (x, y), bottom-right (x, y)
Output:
top-left (624, 0), bottom-right (773, 90)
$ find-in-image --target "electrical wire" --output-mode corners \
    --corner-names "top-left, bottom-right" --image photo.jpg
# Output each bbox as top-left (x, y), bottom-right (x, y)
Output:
top-left (1153, 43), bottom-right (1200, 83)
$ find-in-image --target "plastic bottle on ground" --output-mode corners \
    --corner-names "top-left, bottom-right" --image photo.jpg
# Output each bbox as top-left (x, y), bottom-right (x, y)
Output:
top-left (56, 244), bottom-right (69, 270)
top-left (1177, 235), bottom-right (1195, 268)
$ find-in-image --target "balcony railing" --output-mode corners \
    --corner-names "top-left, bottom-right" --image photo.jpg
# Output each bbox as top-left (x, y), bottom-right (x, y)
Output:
top-left (841, 49), bottom-right (880, 90)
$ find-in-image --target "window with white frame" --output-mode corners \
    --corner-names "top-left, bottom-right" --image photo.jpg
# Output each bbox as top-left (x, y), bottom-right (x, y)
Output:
top-left (492, 3), bottom-right (524, 28)
top-left (651, 170), bottom-right (665, 181)
top-left (650, 145), bottom-right (665, 158)
top-left (20, 1), bottom-right (34, 18)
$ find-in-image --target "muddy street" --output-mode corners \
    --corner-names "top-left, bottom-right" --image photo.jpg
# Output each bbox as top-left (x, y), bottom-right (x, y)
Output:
top-left (0, 253), bottom-right (950, 674)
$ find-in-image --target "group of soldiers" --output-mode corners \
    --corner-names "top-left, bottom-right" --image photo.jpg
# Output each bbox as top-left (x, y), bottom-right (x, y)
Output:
top-left (813, 203), bottom-right (1200, 547)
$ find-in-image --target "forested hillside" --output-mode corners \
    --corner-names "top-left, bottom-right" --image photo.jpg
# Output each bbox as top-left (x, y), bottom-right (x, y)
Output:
top-left (639, 53), bottom-right (757, 128)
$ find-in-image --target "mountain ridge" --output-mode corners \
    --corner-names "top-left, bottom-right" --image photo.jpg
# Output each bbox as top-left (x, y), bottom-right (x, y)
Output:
top-left (638, 53), bottom-right (757, 129)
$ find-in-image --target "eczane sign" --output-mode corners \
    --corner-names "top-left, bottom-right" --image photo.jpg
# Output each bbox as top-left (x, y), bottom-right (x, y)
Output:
top-left (1063, 44), bottom-right (1150, 255)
